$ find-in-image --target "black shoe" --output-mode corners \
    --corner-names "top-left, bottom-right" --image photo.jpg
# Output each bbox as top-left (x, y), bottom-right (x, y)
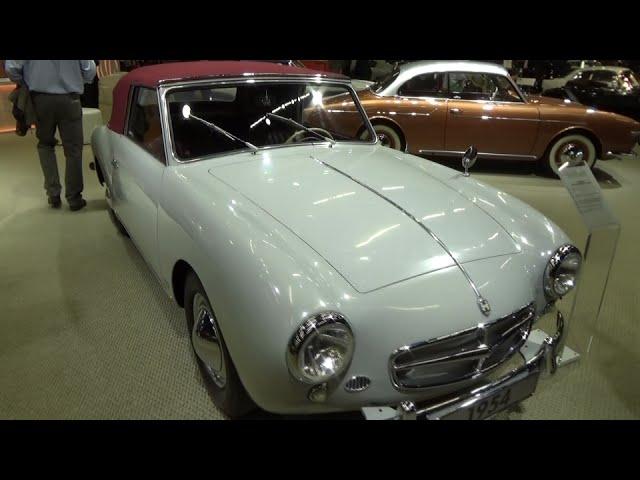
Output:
top-left (69, 199), bottom-right (87, 212)
top-left (48, 196), bottom-right (62, 208)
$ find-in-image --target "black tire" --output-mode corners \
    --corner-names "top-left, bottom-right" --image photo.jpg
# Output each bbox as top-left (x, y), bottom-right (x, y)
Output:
top-left (184, 272), bottom-right (255, 418)
top-left (105, 186), bottom-right (129, 237)
top-left (540, 133), bottom-right (597, 177)
top-left (108, 206), bottom-right (129, 237)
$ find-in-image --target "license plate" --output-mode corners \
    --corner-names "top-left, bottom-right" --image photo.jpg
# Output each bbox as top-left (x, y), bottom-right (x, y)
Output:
top-left (428, 370), bottom-right (540, 420)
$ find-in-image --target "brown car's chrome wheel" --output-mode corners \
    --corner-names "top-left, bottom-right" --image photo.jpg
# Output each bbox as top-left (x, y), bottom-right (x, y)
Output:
top-left (544, 134), bottom-right (596, 177)
top-left (363, 124), bottom-right (404, 150)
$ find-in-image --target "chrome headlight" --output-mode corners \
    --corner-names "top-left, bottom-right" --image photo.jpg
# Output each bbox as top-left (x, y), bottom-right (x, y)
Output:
top-left (544, 244), bottom-right (582, 300)
top-left (286, 312), bottom-right (354, 384)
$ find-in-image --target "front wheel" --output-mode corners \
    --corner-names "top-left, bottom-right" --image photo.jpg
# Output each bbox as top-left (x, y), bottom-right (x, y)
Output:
top-left (542, 134), bottom-right (597, 177)
top-left (184, 272), bottom-right (255, 418)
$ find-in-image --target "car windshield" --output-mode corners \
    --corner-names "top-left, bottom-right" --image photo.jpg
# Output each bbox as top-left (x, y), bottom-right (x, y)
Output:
top-left (166, 80), bottom-right (373, 160)
top-left (371, 69), bottom-right (400, 94)
top-left (619, 70), bottom-right (639, 90)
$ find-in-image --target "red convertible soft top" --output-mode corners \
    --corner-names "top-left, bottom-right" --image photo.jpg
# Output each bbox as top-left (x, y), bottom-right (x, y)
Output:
top-left (108, 61), bottom-right (347, 134)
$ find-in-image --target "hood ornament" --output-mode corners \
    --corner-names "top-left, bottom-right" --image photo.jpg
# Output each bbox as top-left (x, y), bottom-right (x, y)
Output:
top-left (477, 297), bottom-right (491, 316)
top-left (462, 145), bottom-right (478, 177)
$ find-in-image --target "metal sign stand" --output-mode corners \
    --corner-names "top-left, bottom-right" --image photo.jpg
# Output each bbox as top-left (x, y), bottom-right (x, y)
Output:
top-left (521, 157), bottom-right (620, 370)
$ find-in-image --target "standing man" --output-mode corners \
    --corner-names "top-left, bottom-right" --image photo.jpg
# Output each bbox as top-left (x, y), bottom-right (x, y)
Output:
top-left (4, 60), bottom-right (96, 210)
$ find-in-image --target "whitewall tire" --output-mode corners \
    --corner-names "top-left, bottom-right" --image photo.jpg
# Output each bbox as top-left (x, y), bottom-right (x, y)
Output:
top-left (544, 134), bottom-right (597, 177)
top-left (363, 123), bottom-right (404, 150)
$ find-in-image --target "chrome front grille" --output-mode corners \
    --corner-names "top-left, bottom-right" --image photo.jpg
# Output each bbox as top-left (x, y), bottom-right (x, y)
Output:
top-left (389, 303), bottom-right (535, 390)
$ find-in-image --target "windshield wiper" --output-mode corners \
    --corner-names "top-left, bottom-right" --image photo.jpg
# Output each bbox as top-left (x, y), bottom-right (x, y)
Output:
top-left (183, 106), bottom-right (258, 152)
top-left (265, 113), bottom-right (336, 145)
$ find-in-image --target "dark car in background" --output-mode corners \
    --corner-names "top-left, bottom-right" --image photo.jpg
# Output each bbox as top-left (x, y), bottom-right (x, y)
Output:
top-left (543, 67), bottom-right (640, 122)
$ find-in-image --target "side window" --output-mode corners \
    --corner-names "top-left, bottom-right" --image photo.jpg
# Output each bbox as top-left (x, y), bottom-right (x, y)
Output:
top-left (588, 71), bottom-right (616, 84)
top-left (448, 72), bottom-right (522, 102)
top-left (397, 72), bottom-right (445, 97)
top-left (127, 87), bottom-right (165, 162)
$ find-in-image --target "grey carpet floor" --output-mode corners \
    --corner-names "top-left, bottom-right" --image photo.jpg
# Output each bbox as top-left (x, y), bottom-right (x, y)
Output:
top-left (0, 132), bottom-right (638, 419)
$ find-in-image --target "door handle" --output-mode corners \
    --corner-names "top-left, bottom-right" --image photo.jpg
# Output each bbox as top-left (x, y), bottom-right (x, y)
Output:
top-left (111, 157), bottom-right (119, 169)
top-left (450, 108), bottom-right (463, 114)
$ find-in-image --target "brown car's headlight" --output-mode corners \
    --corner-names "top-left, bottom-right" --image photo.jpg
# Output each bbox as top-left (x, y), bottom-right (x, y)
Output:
top-left (544, 244), bottom-right (582, 300)
top-left (286, 312), bottom-right (354, 384)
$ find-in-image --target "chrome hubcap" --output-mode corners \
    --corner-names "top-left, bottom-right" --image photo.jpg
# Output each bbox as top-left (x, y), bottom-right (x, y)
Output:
top-left (191, 293), bottom-right (226, 388)
top-left (558, 143), bottom-right (586, 166)
top-left (377, 132), bottom-right (391, 147)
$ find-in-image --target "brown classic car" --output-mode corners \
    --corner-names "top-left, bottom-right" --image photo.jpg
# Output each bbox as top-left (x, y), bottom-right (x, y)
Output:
top-left (322, 61), bottom-right (640, 176)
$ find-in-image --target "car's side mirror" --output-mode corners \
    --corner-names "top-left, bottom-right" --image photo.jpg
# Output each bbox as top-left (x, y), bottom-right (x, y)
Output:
top-left (462, 145), bottom-right (478, 177)
top-left (181, 104), bottom-right (191, 119)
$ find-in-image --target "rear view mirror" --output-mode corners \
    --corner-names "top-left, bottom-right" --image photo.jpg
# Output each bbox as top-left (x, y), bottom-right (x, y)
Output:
top-left (462, 145), bottom-right (478, 177)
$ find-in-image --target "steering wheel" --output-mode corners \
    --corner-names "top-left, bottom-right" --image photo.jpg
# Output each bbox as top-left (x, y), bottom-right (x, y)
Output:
top-left (490, 85), bottom-right (499, 101)
top-left (285, 127), bottom-right (335, 144)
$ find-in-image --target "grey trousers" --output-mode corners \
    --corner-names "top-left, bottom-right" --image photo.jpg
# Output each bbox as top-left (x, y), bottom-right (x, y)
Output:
top-left (32, 93), bottom-right (84, 204)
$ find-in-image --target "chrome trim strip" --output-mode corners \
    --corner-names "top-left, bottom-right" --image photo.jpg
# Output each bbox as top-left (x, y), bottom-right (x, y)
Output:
top-left (418, 149), bottom-right (537, 161)
top-left (399, 325), bottom-right (477, 347)
top-left (449, 114), bottom-right (540, 122)
top-left (500, 309), bottom-right (535, 338)
top-left (393, 346), bottom-right (490, 371)
top-left (446, 97), bottom-right (525, 105)
top-left (314, 156), bottom-right (492, 316)
top-left (159, 73), bottom-right (352, 88)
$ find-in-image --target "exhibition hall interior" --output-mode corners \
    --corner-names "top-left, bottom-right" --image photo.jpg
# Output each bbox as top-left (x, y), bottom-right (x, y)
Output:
top-left (0, 59), bottom-right (638, 420)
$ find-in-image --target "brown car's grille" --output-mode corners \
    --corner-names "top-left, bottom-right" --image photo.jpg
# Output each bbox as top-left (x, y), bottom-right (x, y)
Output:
top-left (390, 303), bottom-right (535, 390)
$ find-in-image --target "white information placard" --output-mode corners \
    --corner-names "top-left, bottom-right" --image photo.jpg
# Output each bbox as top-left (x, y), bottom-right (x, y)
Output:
top-left (553, 160), bottom-right (621, 361)
top-left (557, 162), bottom-right (618, 232)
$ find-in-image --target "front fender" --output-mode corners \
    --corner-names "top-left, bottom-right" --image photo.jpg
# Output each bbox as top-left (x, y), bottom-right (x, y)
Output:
top-left (406, 158), bottom-right (573, 309)
top-left (157, 162), bottom-right (356, 412)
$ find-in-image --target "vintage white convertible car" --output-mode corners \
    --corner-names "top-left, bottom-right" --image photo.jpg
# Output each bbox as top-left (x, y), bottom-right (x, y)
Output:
top-left (91, 61), bottom-right (581, 419)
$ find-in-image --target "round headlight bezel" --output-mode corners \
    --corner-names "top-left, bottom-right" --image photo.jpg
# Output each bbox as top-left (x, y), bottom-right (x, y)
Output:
top-left (286, 311), bottom-right (354, 384)
top-left (544, 244), bottom-right (582, 300)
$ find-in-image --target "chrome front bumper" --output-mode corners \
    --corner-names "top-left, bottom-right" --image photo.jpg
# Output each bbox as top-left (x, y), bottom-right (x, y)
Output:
top-left (362, 311), bottom-right (565, 420)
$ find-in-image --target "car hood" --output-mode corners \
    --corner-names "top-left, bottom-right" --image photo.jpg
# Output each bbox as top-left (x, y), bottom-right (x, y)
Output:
top-left (208, 146), bottom-right (520, 293)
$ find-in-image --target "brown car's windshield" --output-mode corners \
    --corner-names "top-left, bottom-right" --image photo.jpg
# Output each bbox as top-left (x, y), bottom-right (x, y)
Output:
top-left (166, 81), bottom-right (372, 160)
top-left (619, 70), bottom-right (639, 90)
top-left (372, 70), bottom-right (399, 94)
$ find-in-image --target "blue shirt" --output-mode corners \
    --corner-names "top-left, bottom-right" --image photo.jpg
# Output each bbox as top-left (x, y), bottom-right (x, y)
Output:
top-left (4, 60), bottom-right (97, 94)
